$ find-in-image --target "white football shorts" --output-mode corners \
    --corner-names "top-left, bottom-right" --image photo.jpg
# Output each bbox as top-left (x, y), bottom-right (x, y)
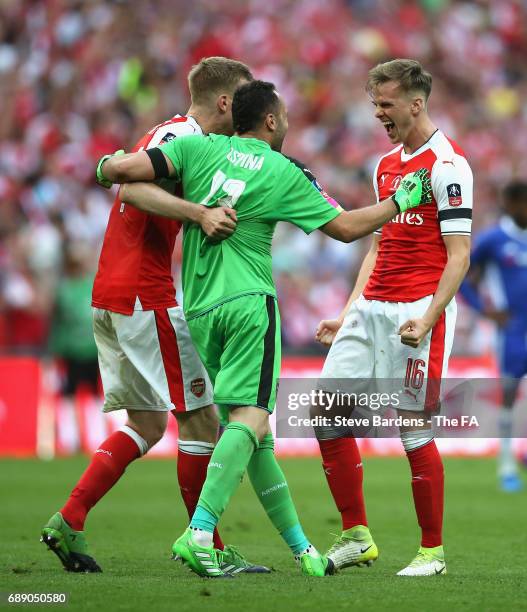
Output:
top-left (320, 294), bottom-right (457, 412)
top-left (93, 306), bottom-right (213, 413)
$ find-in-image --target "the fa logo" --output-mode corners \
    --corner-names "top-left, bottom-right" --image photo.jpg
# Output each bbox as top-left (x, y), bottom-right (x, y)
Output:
top-left (447, 183), bottom-right (462, 206)
top-left (391, 175), bottom-right (402, 191)
top-left (160, 132), bottom-right (176, 143)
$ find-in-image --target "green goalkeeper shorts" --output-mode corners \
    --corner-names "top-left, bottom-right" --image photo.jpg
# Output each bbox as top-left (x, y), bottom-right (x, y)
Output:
top-left (187, 293), bottom-right (281, 413)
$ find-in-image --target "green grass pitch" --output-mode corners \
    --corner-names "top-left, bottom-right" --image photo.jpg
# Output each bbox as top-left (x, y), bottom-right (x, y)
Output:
top-left (1, 456), bottom-right (526, 611)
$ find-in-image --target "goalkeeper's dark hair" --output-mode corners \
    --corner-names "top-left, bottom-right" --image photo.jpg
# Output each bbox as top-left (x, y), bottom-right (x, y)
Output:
top-left (188, 57), bottom-right (253, 106)
top-left (503, 181), bottom-right (527, 204)
top-left (232, 80), bottom-right (280, 135)
top-left (366, 59), bottom-right (432, 101)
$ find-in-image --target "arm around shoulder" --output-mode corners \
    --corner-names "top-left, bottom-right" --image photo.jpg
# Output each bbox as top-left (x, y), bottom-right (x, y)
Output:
top-left (100, 150), bottom-right (175, 184)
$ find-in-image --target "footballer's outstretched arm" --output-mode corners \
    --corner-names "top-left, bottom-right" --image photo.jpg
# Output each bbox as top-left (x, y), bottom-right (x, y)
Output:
top-left (320, 197), bottom-right (400, 243)
top-left (320, 168), bottom-right (432, 243)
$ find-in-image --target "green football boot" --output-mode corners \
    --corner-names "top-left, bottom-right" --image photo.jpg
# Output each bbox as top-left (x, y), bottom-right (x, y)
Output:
top-left (397, 546), bottom-right (447, 576)
top-left (40, 512), bottom-right (101, 573)
top-left (296, 546), bottom-right (335, 577)
top-left (172, 528), bottom-right (232, 578)
top-left (218, 544), bottom-right (271, 575)
top-left (326, 525), bottom-right (379, 570)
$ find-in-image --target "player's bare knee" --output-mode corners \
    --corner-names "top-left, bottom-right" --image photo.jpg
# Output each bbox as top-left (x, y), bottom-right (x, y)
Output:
top-left (147, 420), bottom-right (167, 447)
top-left (126, 410), bottom-right (167, 449)
top-left (397, 408), bottom-right (430, 433)
top-left (229, 405), bottom-right (269, 441)
top-left (255, 424), bottom-right (270, 442)
top-left (311, 390), bottom-right (355, 440)
top-left (314, 425), bottom-right (346, 441)
top-left (398, 409), bottom-right (433, 452)
top-left (174, 405), bottom-right (218, 443)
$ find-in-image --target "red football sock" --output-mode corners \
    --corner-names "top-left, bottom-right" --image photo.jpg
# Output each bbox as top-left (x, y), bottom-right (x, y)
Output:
top-left (406, 440), bottom-right (444, 548)
top-left (60, 430), bottom-right (142, 531)
top-left (318, 437), bottom-right (367, 530)
top-left (177, 449), bottom-right (224, 550)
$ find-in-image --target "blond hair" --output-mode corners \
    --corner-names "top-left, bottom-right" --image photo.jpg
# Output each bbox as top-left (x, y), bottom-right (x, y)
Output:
top-left (188, 57), bottom-right (253, 105)
top-left (366, 59), bottom-right (432, 100)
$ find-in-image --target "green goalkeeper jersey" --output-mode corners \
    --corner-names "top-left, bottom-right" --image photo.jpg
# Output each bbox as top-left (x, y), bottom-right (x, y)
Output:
top-left (158, 134), bottom-right (341, 320)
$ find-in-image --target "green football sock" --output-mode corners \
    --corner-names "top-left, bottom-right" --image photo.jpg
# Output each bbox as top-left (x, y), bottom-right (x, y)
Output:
top-left (196, 422), bottom-right (258, 522)
top-left (248, 433), bottom-right (310, 554)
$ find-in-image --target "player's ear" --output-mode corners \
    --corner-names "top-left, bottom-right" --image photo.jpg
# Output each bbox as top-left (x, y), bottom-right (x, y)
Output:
top-left (265, 113), bottom-right (277, 132)
top-left (411, 96), bottom-right (424, 115)
top-left (216, 94), bottom-right (229, 114)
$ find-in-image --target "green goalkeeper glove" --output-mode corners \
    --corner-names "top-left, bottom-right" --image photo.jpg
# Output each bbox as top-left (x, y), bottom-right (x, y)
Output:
top-left (392, 168), bottom-right (432, 213)
top-left (96, 149), bottom-right (125, 188)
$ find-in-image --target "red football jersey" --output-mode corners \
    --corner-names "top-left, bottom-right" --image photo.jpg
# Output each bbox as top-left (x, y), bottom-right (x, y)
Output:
top-left (92, 115), bottom-right (202, 315)
top-left (363, 130), bottom-right (473, 302)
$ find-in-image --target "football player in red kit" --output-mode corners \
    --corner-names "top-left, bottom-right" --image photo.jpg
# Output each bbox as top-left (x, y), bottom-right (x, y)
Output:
top-left (315, 59), bottom-right (473, 576)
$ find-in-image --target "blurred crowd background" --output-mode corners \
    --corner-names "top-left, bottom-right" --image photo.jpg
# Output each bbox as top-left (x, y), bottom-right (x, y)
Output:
top-left (1, 0), bottom-right (525, 359)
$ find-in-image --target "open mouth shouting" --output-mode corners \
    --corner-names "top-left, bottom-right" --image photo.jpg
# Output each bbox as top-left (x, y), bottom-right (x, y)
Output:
top-left (382, 120), bottom-right (396, 138)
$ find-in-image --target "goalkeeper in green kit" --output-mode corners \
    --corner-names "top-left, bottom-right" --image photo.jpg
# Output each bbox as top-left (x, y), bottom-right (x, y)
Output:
top-left (97, 80), bottom-right (432, 578)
